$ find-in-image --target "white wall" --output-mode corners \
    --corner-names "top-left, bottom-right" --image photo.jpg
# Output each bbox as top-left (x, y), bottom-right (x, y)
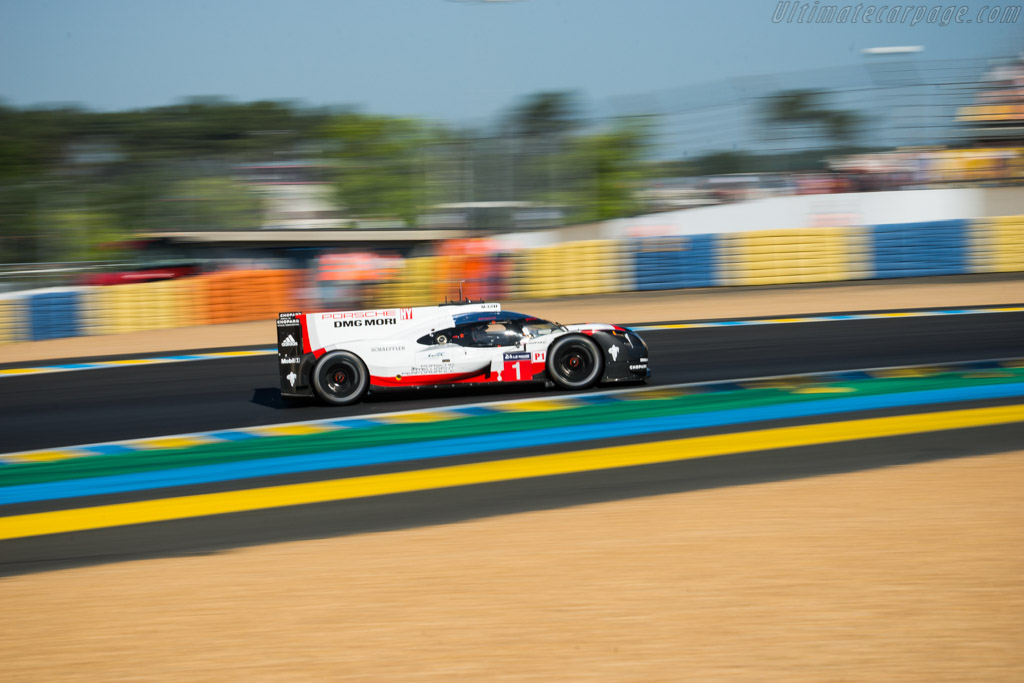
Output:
top-left (490, 187), bottom-right (1024, 247)
top-left (605, 188), bottom-right (1024, 238)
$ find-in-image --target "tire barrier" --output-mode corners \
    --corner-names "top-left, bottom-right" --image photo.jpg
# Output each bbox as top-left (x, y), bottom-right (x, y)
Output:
top-left (370, 252), bottom-right (510, 308)
top-left (0, 296), bottom-right (19, 344)
top-left (1, 217), bottom-right (1022, 345)
top-left (1, 269), bottom-right (301, 344)
top-left (870, 220), bottom-right (968, 279)
top-left (28, 290), bottom-right (81, 341)
top-left (517, 240), bottom-right (631, 299)
top-left (635, 235), bottom-right (716, 290)
top-left (369, 256), bottom-right (442, 308)
top-left (197, 269), bottom-right (299, 325)
top-left (716, 227), bottom-right (869, 286)
top-left (0, 294), bottom-right (25, 344)
top-left (970, 215), bottom-right (1024, 274)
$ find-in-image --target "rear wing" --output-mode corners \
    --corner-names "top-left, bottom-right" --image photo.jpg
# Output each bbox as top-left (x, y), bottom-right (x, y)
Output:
top-left (277, 311), bottom-right (307, 396)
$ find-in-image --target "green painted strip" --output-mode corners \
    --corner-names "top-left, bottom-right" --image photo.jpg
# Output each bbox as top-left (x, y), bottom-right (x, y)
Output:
top-left (3, 368), bottom-right (1024, 490)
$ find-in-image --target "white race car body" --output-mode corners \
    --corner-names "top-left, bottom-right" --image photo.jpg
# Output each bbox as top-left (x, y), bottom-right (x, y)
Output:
top-left (277, 302), bottom-right (649, 404)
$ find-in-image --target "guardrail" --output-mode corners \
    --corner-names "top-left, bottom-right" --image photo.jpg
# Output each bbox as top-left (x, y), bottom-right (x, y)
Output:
top-left (1, 216), bottom-right (1022, 344)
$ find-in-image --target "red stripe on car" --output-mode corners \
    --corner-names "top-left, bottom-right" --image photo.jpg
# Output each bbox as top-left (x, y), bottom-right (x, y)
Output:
top-left (370, 368), bottom-right (491, 387)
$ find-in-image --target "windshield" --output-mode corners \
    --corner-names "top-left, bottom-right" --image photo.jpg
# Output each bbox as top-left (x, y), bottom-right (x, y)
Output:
top-left (521, 320), bottom-right (564, 337)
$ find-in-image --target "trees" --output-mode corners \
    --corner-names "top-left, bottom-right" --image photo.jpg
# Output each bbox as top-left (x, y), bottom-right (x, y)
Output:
top-left (0, 92), bottom-right (657, 261)
top-left (506, 91), bottom-right (580, 139)
top-left (567, 117), bottom-right (652, 223)
top-left (321, 112), bottom-right (446, 227)
top-left (762, 89), bottom-right (863, 147)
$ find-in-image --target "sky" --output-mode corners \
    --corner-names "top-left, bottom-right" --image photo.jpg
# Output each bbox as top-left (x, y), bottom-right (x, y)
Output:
top-left (0, 0), bottom-right (1021, 125)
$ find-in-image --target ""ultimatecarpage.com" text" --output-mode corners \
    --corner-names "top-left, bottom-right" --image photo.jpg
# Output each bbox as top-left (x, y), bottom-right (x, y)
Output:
top-left (772, 2), bottom-right (1021, 25)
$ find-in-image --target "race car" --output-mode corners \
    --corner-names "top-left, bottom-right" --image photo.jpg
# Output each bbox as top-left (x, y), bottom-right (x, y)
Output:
top-left (276, 301), bottom-right (650, 405)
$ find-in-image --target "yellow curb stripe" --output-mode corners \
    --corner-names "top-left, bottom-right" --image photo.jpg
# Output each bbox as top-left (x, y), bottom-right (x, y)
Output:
top-left (247, 424), bottom-right (336, 437)
top-left (133, 436), bottom-right (220, 450)
top-left (374, 411), bottom-right (464, 424)
top-left (1, 403), bottom-right (1021, 541)
top-left (102, 359), bottom-right (158, 365)
top-left (492, 400), bottom-right (582, 413)
top-left (870, 368), bottom-right (943, 378)
top-left (615, 389), bottom-right (687, 401)
top-left (2, 449), bottom-right (87, 464)
top-left (791, 386), bottom-right (857, 394)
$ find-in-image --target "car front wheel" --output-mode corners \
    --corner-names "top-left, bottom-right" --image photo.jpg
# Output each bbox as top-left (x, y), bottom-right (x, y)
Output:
top-left (547, 334), bottom-right (604, 390)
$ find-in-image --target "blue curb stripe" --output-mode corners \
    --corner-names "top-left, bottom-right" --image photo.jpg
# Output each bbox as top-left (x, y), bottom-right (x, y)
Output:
top-left (4, 381), bottom-right (1024, 506)
top-left (205, 431), bottom-right (260, 442)
top-left (447, 407), bottom-right (501, 417)
top-left (322, 419), bottom-right (380, 430)
top-left (80, 444), bottom-right (137, 456)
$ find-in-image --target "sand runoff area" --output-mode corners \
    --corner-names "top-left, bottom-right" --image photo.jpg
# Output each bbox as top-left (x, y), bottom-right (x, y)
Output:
top-left (1, 451), bottom-right (1021, 681)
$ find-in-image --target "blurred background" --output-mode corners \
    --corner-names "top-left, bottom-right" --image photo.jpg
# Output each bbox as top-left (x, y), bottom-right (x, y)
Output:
top-left (0, 0), bottom-right (1022, 340)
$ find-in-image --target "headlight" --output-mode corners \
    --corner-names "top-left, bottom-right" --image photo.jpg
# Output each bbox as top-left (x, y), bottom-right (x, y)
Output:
top-left (628, 332), bottom-right (648, 354)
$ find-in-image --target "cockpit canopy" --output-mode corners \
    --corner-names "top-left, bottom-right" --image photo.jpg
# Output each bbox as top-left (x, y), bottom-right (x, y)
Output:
top-left (417, 312), bottom-right (565, 348)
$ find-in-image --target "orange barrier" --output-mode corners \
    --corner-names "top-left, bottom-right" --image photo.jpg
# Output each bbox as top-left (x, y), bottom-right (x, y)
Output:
top-left (197, 269), bottom-right (301, 325)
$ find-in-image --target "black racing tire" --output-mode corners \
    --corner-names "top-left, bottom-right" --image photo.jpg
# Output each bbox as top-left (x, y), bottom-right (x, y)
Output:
top-left (312, 350), bottom-right (369, 406)
top-left (547, 334), bottom-right (604, 390)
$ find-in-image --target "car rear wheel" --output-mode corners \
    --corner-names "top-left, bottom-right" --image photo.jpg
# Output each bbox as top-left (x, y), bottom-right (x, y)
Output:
top-left (547, 334), bottom-right (603, 390)
top-left (312, 351), bottom-right (369, 406)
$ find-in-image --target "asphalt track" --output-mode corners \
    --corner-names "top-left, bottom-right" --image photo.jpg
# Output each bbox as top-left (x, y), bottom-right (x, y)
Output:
top-left (1, 310), bottom-right (1022, 574)
top-left (2, 311), bottom-right (1023, 453)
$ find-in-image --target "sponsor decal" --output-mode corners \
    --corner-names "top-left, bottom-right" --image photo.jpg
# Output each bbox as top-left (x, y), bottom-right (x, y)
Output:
top-left (280, 334), bottom-right (298, 347)
top-left (371, 345), bottom-right (405, 352)
top-left (286, 371), bottom-right (297, 387)
top-left (280, 357), bottom-right (301, 365)
top-left (629, 363), bottom-right (648, 371)
top-left (321, 309), bottom-right (401, 320)
top-left (503, 351), bottom-right (531, 362)
top-left (609, 345), bottom-right (620, 361)
top-left (426, 350), bottom-right (445, 358)
top-left (640, 357), bottom-right (648, 362)
top-left (532, 351), bottom-right (546, 363)
top-left (408, 364), bottom-right (454, 375)
top-left (334, 318), bottom-right (398, 328)
top-left (407, 363), bottom-right (489, 376)
top-left (400, 308), bottom-right (413, 320)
